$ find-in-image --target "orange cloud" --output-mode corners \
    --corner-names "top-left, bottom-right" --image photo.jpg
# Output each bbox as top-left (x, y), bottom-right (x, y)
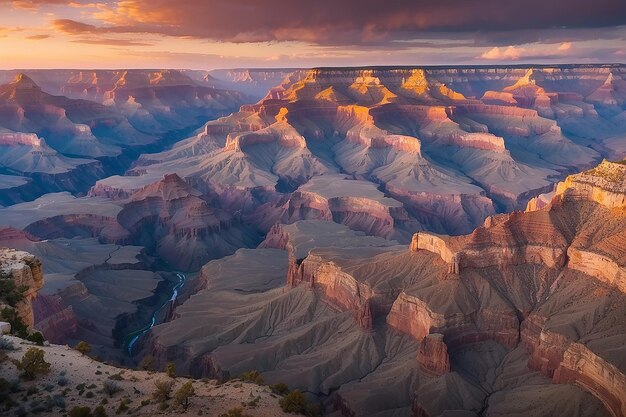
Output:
top-left (480, 46), bottom-right (525, 60)
top-left (558, 42), bottom-right (572, 51)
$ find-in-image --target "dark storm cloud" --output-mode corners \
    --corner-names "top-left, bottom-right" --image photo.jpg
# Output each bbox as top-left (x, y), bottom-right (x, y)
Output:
top-left (64, 0), bottom-right (626, 45)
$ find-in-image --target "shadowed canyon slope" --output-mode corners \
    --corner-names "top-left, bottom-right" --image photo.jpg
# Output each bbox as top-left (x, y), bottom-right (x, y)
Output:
top-left (0, 70), bottom-right (251, 204)
top-left (145, 160), bottom-right (626, 417)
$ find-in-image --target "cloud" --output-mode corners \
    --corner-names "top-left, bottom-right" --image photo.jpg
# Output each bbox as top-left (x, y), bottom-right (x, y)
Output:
top-left (26, 34), bottom-right (51, 40)
top-left (52, 0), bottom-right (626, 45)
top-left (481, 46), bottom-right (525, 60)
top-left (70, 37), bottom-right (152, 46)
top-left (558, 42), bottom-right (573, 51)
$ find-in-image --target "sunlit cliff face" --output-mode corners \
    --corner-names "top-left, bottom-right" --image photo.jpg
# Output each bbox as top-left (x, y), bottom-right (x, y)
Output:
top-left (0, 0), bottom-right (625, 69)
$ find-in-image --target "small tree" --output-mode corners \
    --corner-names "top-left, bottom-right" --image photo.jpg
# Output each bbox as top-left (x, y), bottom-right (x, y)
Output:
top-left (13, 347), bottom-right (51, 380)
top-left (279, 390), bottom-right (307, 414)
top-left (75, 341), bottom-right (91, 355)
top-left (152, 379), bottom-right (174, 402)
top-left (174, 381), bottom-right (195, 411)
top-left (165, 362), bottom-right (176, 378)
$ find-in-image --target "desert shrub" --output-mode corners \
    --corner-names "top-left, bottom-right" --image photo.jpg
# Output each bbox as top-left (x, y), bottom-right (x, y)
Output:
top-left (165, 362), bottom-right (176, 378)
top-left (102, 380), bottom-right (122, 397)
top-left (58, 376), bottom-right (69, 387)
top-left (85, 391), bottom-right (95, 398)
top-left (240, 370), bottom-right (264, 385)
top-left (108, 372), bottom-right (124, 381)
top-left (75, 341), bottom-right (91, 355)
top-left (152, 379), bottom-right (174, 402)
top-left (116, 398), bottom-right (130, 414)
top-left (279, 390), bottom-right (322, 416)
top-left (13, 347), bottom-right (50, 379)
top-left (138, 355), bottom-right (154, 371)
top-left (52, 393), bottom-right (66, 409)
top-left (27, 385), bottom-right (38, 395)
top-left (270, 382), bottom-right (290, 396)
top-left (219, 406), bottom-right (252, 417)
top-left (26, 331), bottom-right (45, 346)
top-left (174, 381), bottom-right (195, 410)
top-left (69, 406), bottom-right (92, 417)
top-left (93, 405), bottom-right (107, 417)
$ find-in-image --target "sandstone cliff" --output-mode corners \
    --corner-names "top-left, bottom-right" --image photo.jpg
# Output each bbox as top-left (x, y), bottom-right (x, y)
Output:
top-left (0, 248), bottom-right (43, 328)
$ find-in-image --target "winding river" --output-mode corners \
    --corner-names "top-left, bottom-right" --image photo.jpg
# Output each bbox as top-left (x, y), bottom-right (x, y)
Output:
top-left (125, 272), bottom-right (186, 355)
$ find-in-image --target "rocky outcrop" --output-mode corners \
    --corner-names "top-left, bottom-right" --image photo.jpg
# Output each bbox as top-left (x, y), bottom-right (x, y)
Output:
top-left (554, 159), bottom-right (626, 209)
top-left (417, 333), bottom-right (450, 376)
top-left (0, 248), bottom-right (43, 327)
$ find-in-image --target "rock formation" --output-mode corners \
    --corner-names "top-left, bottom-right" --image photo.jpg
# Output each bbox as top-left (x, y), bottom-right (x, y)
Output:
top-left (0, 248), bottom-right (43, 328)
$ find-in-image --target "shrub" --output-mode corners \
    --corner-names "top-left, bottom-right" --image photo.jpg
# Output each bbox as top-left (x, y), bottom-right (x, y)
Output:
top-left (108, 372), bottom-right (124, 381)
top-left (270, 382), bottom-right (290, 396)
top-left (174, 381), bottom-right (195, 410)
top-left (138, 355), bottom-right (154, 371)
top-left (26, 332), bottom-right (45, 346)
top-left (102, 380), bottom-right (122, 397)
top-left (152, 379), bottom-right (174, 402)
top-left (85, 391), bottom-right (95, 398)
top-left (69, 406), bottom-right (92, 417)
top-left (278, 390), bottom-right (322, 416)
top-left (93, 405), bottom-right (107, 417)
top-left (13, 347), bottom-right (50, 379)
top-left (219, 406), bottom-right (252, 417)
top-left (240, 370), bottom-right (264, 385)
top-left (52, 394), bottom-right (66, 409)
top-left (58, 376), bottom-right (69, 387)
top-left (116, 399), bottom-right (130, 414)
top-left (75, 341), bottom-right (91, 355)
top-left (1, 308), bottom-right (28, 338)
top-left (165, 362), bottom-right (176, 378)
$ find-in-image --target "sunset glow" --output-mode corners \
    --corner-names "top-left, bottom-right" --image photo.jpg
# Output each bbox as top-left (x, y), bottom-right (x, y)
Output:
top-left (0, 0), bottom-right (625, 69)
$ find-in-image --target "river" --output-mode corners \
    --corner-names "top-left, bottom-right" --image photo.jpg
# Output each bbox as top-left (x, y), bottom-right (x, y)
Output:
top-left (125, 272), bottom-right (186, 355)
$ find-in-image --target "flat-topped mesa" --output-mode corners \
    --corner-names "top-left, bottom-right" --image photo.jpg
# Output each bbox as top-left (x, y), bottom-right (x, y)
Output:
top-left (0, 248), bottom-right (43, 328)
top-left (554, 159), bottom-right (626, 209)
top-left (0, 132), bottom-right (42, 147)
top-left (410, 212), bottom-right (569, 274)
top-left (410, 232), bottom-right (460, 274)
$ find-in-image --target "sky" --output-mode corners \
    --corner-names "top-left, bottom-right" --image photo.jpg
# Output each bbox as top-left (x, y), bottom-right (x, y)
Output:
top-left (0, 0), bottom-right (625, 69)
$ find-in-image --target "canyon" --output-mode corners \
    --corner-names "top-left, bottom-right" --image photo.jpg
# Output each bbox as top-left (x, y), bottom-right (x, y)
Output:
top-left (0, 65), bottom-right (625, 416)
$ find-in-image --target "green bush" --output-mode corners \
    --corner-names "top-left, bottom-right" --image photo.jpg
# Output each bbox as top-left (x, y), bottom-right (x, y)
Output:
top-left (279, 390), bottom-right (322, 417)
top-left (26, 332), bottom-right (45, 346)
top-left (165, 362), bottom-right (176, 378)
top-left (174, 381), bottom-right (195, 410)
top-left (75, 341), bottom-right (91, 355)
top-left (13, 347), bottom-right (51, 380)
top-left (270, 382), bottom-right (290, 396)
top-left (240, 370), bottom-right (264, 385)
top-left (1, 307), bottom-right (28, 338)
top-left (152, 379), bottom-right (174, 402)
